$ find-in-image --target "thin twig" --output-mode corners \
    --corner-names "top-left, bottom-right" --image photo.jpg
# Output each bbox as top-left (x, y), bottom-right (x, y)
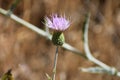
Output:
top-left (52, 46), bottom-right (59, 80)
top-left (0, 8), bottom-right (85, 58)
top-left (80, 67), bottom-right (116, 75)
top-left (83, 13), bottom-right (118, 76)
top-left (83, 13), bottom-right (111, 69)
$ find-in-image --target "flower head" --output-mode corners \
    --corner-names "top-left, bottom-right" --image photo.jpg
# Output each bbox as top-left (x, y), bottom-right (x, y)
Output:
top-left (45, 14), bottom-right (70, 31)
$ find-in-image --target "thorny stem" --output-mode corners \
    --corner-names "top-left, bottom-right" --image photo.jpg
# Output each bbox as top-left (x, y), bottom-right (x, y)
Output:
top-left (52, 46), bottom-right (59, 80)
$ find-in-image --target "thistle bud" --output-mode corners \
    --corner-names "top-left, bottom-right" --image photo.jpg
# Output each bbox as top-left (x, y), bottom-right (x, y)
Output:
top-left (52, 32), bottom-right (65, 46)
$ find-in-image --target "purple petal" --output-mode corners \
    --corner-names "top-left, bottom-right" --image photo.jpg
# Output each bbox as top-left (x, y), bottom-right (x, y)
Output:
top-left (45, 14), bottom-right (70, 31)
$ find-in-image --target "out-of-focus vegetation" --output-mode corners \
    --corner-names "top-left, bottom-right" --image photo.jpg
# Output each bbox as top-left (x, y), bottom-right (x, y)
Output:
top-left (0, 0), bottom-right (120, 80)
top-left (1, 69), bottom-right (13, 80)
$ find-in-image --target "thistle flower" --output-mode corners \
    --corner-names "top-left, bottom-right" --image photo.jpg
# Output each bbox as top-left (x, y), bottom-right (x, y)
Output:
top-left (45, 14), bottom-right (70, 31)
top-left (45, 14), bottom-right (70, 46)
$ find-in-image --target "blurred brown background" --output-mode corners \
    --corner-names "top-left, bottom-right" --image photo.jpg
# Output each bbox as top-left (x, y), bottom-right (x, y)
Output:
top-left (0, 0), bottom-right (120, 80)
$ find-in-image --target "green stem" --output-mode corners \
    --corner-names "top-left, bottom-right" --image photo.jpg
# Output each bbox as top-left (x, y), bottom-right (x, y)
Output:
top-left (52, 46), bottom-right (59, 80)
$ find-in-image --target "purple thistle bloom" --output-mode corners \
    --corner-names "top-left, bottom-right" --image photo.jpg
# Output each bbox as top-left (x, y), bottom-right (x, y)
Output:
top-left (45, 14), bottom-right (70, 31)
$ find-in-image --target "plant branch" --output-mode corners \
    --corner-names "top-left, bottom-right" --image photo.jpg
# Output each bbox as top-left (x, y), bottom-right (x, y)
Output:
top-left (80, 67), bottom-right (116, 75)
top-left (0, 8), bottom-right (85, 58)
top-left (82, 13), bottom-right (119, 76)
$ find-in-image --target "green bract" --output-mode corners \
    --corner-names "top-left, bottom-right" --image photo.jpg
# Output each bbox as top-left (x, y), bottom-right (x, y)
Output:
top-left (52, 32), bottom-right (65, 46)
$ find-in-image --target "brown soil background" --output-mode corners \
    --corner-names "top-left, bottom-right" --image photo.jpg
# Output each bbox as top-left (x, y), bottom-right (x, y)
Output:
top-left (0, 0), bottom-right (120, 80)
